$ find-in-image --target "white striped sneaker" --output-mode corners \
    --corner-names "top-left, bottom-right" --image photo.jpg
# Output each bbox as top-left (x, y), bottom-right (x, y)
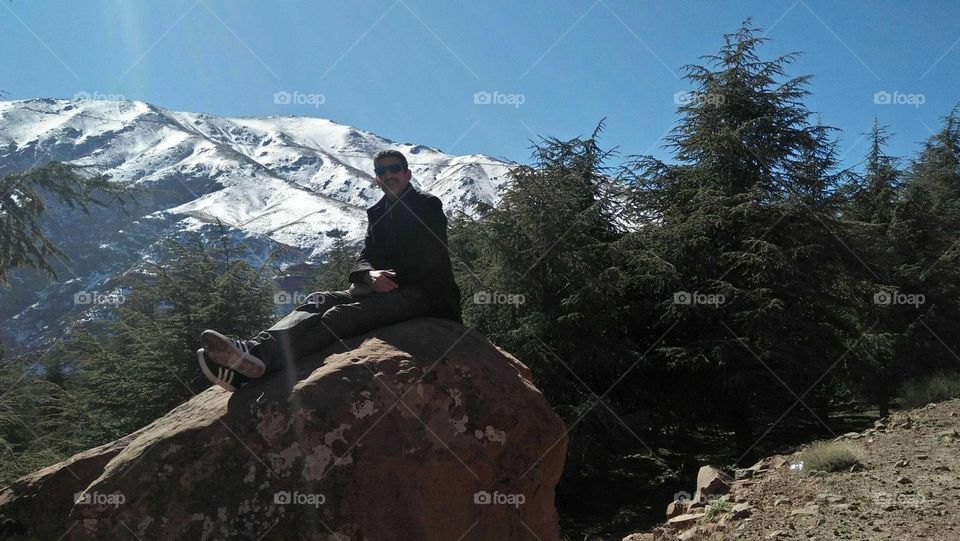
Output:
top-left (197, 349), bottom-right (251, 392)
top-left (199, 329), bottom-right (266, 378)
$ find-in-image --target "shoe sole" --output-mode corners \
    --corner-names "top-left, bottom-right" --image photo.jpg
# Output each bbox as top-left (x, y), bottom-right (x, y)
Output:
top-left (197, 348), bottom-right (237, 392)
top-left (200, 329), bottom-right (266, 378)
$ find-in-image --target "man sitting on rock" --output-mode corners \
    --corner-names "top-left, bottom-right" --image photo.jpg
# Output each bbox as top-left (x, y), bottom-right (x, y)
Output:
top-left (196, 149), bottom-right (463, 392)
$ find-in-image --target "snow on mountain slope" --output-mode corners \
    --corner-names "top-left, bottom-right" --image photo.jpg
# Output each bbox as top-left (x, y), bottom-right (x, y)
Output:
top-left (1, 98), bottom-right (513, 248)
top-left (0, 98), bottom-right (516, 353)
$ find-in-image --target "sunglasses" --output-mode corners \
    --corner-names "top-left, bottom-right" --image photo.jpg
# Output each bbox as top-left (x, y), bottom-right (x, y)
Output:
top-left (374, 163), bottom-right (405, 176)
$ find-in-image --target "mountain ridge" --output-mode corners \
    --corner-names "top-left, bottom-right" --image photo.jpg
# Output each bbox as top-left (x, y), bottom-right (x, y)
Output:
top-left (0, 98), bottom-right (515, 354)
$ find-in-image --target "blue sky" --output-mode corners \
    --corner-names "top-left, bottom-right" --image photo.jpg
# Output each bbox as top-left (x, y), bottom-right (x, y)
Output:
top-left (2, 0), bottom-right (958, 170)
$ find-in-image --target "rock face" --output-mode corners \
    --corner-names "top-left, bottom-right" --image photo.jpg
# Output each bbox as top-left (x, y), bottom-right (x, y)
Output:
top-left (0, 318), bottom-right (567, 540)
top-left (693, 465), bottom-right (732, 503)
top-left (0, 431), bottom-right (145, 540)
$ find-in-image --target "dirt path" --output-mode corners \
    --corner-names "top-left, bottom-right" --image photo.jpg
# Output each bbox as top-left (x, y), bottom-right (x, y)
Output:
top-left (625, 398), bottom-right (960, 540)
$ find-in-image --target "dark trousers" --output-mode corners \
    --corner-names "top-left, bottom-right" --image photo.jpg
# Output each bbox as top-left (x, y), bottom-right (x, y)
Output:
top-left (249, 286), bottom-right (433, 375)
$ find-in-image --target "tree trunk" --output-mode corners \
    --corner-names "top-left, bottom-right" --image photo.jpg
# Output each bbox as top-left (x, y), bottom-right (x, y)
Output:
top-left (733, 404), bottom-right (757, 467)
top-left (877, 375), bottom-right (890, 418)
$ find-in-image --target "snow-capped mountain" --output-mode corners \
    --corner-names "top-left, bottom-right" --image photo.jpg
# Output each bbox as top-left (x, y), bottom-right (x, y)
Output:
top-left (0, 98), bottom-right (514, 354)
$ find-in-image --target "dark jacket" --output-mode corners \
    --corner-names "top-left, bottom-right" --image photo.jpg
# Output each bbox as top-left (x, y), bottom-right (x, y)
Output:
top-left (348, 184), bottom-right (463, 323)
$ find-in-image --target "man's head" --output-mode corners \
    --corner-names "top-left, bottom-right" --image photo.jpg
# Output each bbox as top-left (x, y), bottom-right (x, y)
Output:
top-left (373, 149), bottom-right (412, 198)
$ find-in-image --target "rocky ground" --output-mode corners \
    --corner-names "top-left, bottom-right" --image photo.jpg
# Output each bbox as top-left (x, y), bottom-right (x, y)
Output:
top-left (624, 398), bottom-right (960, 540)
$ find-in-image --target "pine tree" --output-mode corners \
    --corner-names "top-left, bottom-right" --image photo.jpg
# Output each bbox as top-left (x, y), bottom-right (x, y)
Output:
top-left (887, 106), bottom-right (960, 386)
top-left (619, 21), bottom-right (861, 461)
top-left (307, 228), bottom-right (355, 292)
top-left (0, 355), bottom-right (85, 485)
top-left (850, 120), bottom-right (901, 224)
top-left (57, 227), bottom-right (277, 442)
top-left (457, 124), bottom-right (624, 385)
top-left (841, 120), bottom-right (904, 417)
top-left (0, 162), bottom-right (133, 284)
top-left (451, 123), bottom-right (641, 476)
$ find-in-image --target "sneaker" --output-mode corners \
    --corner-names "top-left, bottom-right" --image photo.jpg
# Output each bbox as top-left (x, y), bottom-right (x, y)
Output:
top-left (199, 329), bottom-right (266, 378)
top-left (197, 348), bottom-right (252, 392)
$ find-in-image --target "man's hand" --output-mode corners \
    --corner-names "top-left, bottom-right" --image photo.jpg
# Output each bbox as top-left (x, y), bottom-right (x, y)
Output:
top-left (366, 269), bottom-right (398, 293)
top-left (347, 282), bottom-right (374, 297)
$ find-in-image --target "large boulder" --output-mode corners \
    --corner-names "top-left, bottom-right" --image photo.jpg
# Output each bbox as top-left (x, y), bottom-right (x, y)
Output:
top-left (0, 318), bottom-right (567, 540)
top-left (0, 430), bottom-right (143, 539)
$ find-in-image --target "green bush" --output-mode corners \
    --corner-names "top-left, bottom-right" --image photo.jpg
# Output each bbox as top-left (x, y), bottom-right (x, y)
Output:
top-left (704, 499), bottom-right (732, 520)
top-left (899, 372), bottom-right (960, 409)
top-left (801, 441), bottom-right (865, 474)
